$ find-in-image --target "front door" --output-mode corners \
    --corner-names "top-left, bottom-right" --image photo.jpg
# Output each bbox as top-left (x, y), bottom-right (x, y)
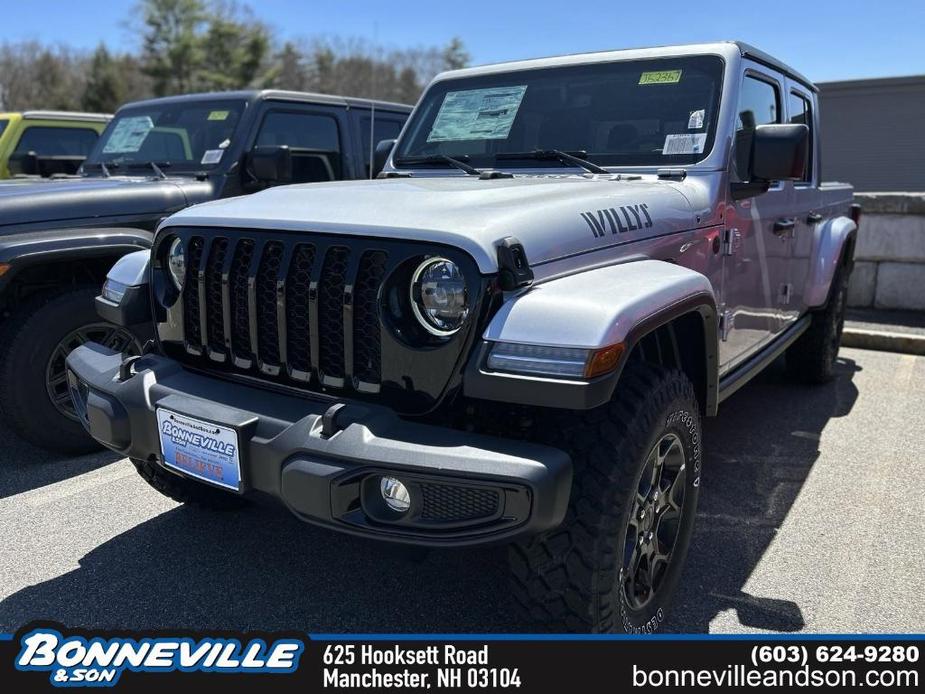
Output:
top-left (720, 68), bottom-right (793, 371)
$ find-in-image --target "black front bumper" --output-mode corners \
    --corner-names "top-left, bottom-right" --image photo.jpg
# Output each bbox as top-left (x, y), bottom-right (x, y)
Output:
top-left (66, 344), bottom-right (572, 547)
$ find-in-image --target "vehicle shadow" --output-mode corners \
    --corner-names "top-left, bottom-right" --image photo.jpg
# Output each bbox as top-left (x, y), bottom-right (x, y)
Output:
top-left (0, 355), bottom-right (859, 633)
top-left (664, 355), bottom-right (860, 632)
top-left (0, 421), bottom-right (121, 499)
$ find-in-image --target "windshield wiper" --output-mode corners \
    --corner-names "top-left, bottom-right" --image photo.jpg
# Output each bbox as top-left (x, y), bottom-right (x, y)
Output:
top-left (82, 161), bottom-right (113, 177)
top-left (496, 150), bottom-right (609, 174)
top-left (393, 154), bottom-right (483, 176)
top-left (126, 161), bottom-right (170, 179)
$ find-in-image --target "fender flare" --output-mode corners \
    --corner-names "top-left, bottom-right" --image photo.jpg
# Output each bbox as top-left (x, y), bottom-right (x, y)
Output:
top-left (804, 215), bottom-right (857, 308)
top-left (465, 259), bottom-right (720, 413)
top-left (0, 226), bottom-right (152, 293)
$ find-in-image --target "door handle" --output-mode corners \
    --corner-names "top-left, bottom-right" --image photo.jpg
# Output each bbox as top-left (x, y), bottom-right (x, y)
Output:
top-left (806, 212), bottom-right (824, 224)
top-left (773, 218), bottom-right (796, 235)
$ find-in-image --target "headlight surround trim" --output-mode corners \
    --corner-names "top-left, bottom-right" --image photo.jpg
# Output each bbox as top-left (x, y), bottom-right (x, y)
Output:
top-left (409, 256), bottom-right (470, 337)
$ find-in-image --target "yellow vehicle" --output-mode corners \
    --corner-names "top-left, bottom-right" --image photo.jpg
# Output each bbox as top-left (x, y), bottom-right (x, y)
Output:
top-left (0, 111), bottom-right (111, 178)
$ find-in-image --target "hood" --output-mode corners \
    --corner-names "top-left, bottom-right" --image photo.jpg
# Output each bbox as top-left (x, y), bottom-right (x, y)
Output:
top-left (166, 175), bottom-right (695, 273)
top-left (0, 176), bottom-right (215, 231)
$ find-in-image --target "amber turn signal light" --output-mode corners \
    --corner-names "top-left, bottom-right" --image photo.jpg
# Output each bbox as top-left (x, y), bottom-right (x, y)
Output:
top-left (584, 343), bottom-right (624, 378)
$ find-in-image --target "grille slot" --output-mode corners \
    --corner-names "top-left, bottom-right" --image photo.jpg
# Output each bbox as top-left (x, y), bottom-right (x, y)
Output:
top-left (228, 239), bottom-right (254, 361)
top-left (420, 483), bottom-right (501, 523)
top-left (255, 241), bottom-right (284, 369)
top-left (353, 251), bottom-right (387, 386)
top-left (317, 246), bottom-right (350, 384)
top-left (183, 236), bottom-right (204, 351)
top-left (285, 244), bottom-right (315, 378)
top-left (204, 238), bottom-right (228, 355)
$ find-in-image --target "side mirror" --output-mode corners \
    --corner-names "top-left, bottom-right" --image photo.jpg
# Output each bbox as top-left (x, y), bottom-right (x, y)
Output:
top-left (372, 139), bottom-right (396, 178)
top-left (750, 123), bottom-right (808, 181)
top-left (246, 145), bottom-right (292, 184)
top-left (731, 124), bottom-right (808, 200)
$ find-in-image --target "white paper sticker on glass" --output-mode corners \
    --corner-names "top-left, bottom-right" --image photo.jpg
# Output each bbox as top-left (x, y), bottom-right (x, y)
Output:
top-left (687, 109), bottom-right (705, 130)
top-left (662, 133), bottom-right (707, 155)
top-left (427, 85), bottom-right (527, 142)
top-left (102, 116), bottom-right (155, 154)
top-left (201, 149), bottom-right (223, 165)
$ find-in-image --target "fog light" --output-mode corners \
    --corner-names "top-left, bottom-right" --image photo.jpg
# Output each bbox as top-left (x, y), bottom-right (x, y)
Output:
top-left (380, 476), bottom-right (411, 513)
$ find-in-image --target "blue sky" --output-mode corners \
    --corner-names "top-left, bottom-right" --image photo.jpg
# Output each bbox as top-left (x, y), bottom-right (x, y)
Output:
top-left (3, 0), bottom-right (923, 82)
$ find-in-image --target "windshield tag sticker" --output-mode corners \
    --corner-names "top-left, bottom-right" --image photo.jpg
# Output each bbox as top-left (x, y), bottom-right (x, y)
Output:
top-left (639, 70), bottom-right (682, 85)
top-left (688, 109), bottom-right (705, 129)
top-left (208, 110), bottom-right (230, 121)
top-left (662, 133), bottom-right (707, 155)
top-left (102, 116), bottom-right (154, 154)
top-left (201, 149), bottom-right (224, 165)
top-left (581, 204), bottom-right (653, 238)
top-left (426, 85), bottom-right (527, 142)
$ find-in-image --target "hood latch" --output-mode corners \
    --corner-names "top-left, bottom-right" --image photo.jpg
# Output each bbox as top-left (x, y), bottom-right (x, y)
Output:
top-left (497, 237), bottom-right (534, 290)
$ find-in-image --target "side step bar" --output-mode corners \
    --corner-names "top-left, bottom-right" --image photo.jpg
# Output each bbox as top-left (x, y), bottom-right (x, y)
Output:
top-left (717, 315), bottom-right (811, 405)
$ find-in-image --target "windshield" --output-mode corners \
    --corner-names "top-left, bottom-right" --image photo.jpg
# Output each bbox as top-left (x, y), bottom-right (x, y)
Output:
top-left (0, 119), bottom-right (8, 138)
top-left (395, 55), bottom-right (724, 169)
top-left (84, 99), bottom-right (246, 172)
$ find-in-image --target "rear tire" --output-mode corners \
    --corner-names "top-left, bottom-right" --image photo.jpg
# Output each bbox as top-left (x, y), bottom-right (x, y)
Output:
top-left (131, 458), bottom-right (249, 511)
top-left (786, 259), bottom-right (850, 384)
top-left (0, 286), bottom-right (141, 455)
top-left (508, 362), bottom-right (702, 633)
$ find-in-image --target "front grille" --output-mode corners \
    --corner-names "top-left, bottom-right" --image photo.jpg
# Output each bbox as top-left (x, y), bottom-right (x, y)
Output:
top-left (178, 234), bottom-right (387, 389)
top-left (420, 483), bottom-right (501, 523)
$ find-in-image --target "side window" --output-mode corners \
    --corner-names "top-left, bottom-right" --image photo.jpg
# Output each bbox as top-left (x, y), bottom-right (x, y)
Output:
top-left (789, 91), bottom-right (813, 183)
top-left (13, 126), bottom-right (99, 157)
top-left (732, 75), bottom-right (780, 182)
top-left (255, 111), bottom-right (341, 182)
top-left (359, 114), bottom-right (406, 177)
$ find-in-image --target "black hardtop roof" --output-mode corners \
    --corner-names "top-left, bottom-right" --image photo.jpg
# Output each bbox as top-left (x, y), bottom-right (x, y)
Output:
top-left (732, 41), bottom-right (817, 93)
top-left (117, 89), bottom-right (412, 113)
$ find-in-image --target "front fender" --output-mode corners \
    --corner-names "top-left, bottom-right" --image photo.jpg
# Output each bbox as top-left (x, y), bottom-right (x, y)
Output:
top-left (0, 226), bottom-right (152, 293)
top-left (465, 259), bottom-right (719, 411)
top-left (805, 216), bottom-right (857, 308)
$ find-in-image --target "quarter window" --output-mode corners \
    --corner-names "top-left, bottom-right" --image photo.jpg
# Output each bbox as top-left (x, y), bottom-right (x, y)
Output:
top-left (732, 75), bottom-right (781, 182)
top-left (789, 91), bottom-right (813, 182)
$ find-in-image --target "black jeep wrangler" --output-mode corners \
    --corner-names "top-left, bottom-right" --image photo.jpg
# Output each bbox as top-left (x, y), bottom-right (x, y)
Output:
top-left (0, 89), bottom-right (409, 452)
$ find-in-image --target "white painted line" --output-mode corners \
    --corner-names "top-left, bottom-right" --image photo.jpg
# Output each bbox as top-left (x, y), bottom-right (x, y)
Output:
top-left (0, 459), bottom-right (135, 509)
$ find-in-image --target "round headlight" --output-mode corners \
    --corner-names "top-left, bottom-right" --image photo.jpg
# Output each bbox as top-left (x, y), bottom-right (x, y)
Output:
top-left (410, 258), bottom-right (469, 336)
top-left (166, 237), bottom-right (186, 291)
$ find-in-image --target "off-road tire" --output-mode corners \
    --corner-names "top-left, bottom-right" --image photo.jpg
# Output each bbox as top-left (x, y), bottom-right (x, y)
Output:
top-left (786, 259), bottom-right (851, 384)
top-left (509, 362), bottom-right (702, 633)
top-left (0, 286), bottom-right (140, 455)
top-left (131, 457), bottom-right (249, 511)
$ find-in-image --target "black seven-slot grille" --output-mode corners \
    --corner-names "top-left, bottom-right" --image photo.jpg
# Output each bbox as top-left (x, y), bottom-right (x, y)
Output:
top-left (157, 227), bottom-right (489, 412)
top-left (176, 233), bottom-right (390, 392)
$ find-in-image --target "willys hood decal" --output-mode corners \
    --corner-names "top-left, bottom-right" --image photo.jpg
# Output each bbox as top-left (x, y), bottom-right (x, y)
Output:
top-left (165, 176), bottom-right (695, 273)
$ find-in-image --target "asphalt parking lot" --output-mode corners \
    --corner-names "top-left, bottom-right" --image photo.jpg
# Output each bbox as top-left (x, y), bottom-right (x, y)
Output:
top-left (0, 347), bottom-right (922, 634)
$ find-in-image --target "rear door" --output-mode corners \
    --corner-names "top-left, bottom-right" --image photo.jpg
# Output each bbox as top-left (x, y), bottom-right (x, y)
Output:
top-left (721, 67), bottom-right (792, 370)
top-left (785, 85), bottom-right (821, 316)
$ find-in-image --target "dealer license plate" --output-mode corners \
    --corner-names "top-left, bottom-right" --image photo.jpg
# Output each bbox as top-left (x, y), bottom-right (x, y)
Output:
top-left (156, 408), bottom-right (242, 491)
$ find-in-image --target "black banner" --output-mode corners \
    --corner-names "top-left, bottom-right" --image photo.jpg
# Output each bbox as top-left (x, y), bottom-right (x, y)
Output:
top-left (2, 623), bottom-right (921, 692)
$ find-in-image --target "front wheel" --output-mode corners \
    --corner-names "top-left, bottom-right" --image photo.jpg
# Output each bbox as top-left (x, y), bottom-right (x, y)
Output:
top-left (0, 287), bottom-right (141, 454)
top-left (509, 362), bottom-right (702, 633)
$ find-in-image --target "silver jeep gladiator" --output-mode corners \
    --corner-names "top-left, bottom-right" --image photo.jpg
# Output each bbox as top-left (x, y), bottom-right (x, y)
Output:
top-left (67, 41), bottom-right (857, 633)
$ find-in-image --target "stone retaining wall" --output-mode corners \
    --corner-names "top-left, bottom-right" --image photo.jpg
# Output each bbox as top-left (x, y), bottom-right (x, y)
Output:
top-left (848, 193), bottom-right (925, 311)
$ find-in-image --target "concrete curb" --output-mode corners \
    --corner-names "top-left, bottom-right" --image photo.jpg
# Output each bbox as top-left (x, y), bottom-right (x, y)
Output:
top-left (842, 328), bottom-right (925, 356)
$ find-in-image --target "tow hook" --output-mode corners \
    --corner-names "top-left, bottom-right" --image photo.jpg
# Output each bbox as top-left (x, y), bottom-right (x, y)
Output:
top-left (320, 403), bottom-right (349, 438)
top-left (118, 355), bottom-right (144, 382)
